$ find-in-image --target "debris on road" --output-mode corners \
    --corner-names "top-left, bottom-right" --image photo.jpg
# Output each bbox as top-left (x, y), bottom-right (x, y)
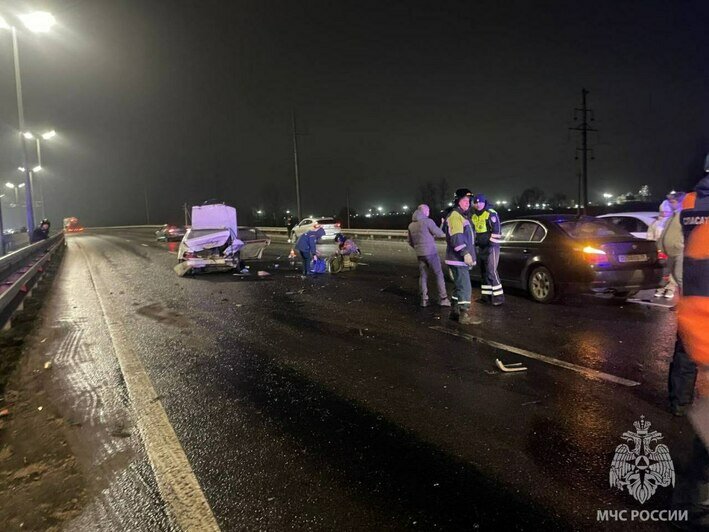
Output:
top-left (43, 361), bottom-right (52, 370)
top-left (0, 408), bottom-right (10, 417)
top-left (257, 271), bottom-right (271, 277)
top-left (495, 359), bottom-right (527, 373)
top-left (173, 261), bottom-right (193, 277)
top-left (521, 400), bottom-right (542, 406)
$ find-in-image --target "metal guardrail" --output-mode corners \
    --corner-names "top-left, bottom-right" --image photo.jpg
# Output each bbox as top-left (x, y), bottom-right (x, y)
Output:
top-left (0, 233), bottom-right (64, 330)
top-left (85, 225), bottom-right (411, 240)
top-left (258, 227), bottom-right (409, 239)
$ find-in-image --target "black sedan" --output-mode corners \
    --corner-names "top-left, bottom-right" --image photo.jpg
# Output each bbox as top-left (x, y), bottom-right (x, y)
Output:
top-left (474, 215), bottom-right (664, 303)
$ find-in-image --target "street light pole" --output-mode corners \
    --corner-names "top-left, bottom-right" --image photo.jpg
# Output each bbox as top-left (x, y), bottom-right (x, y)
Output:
top-left (292, 112), bottom-right (302, 221)
top-left (34, 138), bottom-right (46, 218)
top-left (11, 26), bottom-right (34, 231)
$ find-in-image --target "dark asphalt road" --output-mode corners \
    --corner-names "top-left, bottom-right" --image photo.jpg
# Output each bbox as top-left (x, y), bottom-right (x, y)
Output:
top-left (59, 228), bottom-right (696, 530)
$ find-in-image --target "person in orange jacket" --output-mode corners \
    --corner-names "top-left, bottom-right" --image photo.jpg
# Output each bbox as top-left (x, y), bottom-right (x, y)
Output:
top-left (673, 157), bottom-right (709, 527)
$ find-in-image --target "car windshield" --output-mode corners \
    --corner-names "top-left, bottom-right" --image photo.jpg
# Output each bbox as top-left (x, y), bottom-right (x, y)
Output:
top-left (558, 220), bottom-right (631, 238)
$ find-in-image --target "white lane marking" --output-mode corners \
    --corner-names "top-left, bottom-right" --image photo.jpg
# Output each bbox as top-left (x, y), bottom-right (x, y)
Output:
top-left (627, 298), bottom-right (674, 308)
top-left (78, 243), bottom-right (220, 531)
top-left (430, 326), bottom-right (640, 387)
top-left (141, 243), bottom-right (149, 247)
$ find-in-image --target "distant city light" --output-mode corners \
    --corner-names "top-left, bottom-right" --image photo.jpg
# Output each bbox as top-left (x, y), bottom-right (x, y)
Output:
top-left (602, 192), bottom-right (613, 199)
top-left (365, 213), bottom-right (371, 218)
top-left (402, 205), bottom-right (409, 210)
top-left (527, 204), bottom-right (531, 208)
top-left (256, 210), bottom-right (262, 214)
top-left (285, 210), bottom-right (290, 214)
top-left (377, 206), bottom-right (383, 212)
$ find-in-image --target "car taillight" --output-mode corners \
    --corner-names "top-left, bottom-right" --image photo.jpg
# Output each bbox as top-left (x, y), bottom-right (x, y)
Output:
top-left (335, 223), bottom-right (341, 228)
top-left (658, 251), bottom-right (668, 261)
top-left (582, 246), bottom-right (608, 265)
top-left (167, 228), bottom-right (176, 233)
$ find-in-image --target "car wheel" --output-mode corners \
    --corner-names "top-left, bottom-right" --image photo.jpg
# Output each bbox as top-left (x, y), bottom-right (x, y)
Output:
top-left (528, 266), bottom-right (556, 303)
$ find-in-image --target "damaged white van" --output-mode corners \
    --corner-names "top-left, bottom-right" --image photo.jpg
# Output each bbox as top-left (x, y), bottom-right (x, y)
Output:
top-left (175, 203), bottom-right (244, 276)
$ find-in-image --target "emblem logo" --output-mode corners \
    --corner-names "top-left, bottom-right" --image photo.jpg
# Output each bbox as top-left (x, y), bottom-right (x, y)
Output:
top-left (609, 416), bottom-right (675, 504)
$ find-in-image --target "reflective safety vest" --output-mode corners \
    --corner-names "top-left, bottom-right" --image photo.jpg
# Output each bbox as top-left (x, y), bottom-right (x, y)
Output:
top-left (471, 208), bottom-right (502, 246)
top-left (677, 180), bottom-right (709, 368)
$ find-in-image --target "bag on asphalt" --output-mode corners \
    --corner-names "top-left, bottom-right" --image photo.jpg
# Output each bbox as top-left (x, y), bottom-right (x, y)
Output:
top-left (310, 257), bottom-right (327, 274)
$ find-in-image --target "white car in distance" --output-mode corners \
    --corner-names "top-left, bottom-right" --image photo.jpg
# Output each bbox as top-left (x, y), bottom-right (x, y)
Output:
top-left (290, 217), bottom-right (342, 242)
top-left (596, 212), bottom-right (658, 240)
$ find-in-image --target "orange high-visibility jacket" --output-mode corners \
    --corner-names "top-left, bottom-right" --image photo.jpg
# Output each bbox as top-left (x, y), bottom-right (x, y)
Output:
top-left (677, 175), bottom-right (709, 367)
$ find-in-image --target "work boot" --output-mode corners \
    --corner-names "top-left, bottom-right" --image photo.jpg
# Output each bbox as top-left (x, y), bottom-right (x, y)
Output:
top-left (420, 298), bottom-right (429, 308)
top-left (439, 297), bottom-right (451, 307)
top-left (458, 310), bottom-right (482, 325)
top-left (664, 289), bottom-right (675, 299)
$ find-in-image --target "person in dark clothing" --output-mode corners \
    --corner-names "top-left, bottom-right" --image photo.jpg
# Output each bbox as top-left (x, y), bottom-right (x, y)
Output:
top-left (286, 216), bottom-right (298, 243)
top-left (471, 194), bottom-right (504, 305)
top-left (445, 189), bottom-right (481, 325)
top-left (31, 219), bottom-right (50, 243)
top-left (294, 224), bottom-right (326, 275)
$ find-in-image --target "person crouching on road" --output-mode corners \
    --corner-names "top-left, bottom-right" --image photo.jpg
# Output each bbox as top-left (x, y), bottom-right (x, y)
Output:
top-left (335, 233), bottom-right (359, 255)
top-left (445, 189), bottom-right (481, 325)
top-left (407, 204), bottom-right (451, 308)
top-left (471, 194), bottom-right (504, 305)
top-left (295, 224), bottom-right (326, 276)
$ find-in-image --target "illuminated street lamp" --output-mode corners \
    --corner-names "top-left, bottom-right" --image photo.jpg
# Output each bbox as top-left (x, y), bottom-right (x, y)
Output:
top-left (20, 127), bottom-right (53, 218)
top-left (5, 182), bottom-right (24, 204)
top-left (0, 11), bottom-right (57, 230)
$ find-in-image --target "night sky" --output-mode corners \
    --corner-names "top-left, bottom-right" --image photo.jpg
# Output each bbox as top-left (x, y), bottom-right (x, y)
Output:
top-left (0, 0), bottom-right (707, 227)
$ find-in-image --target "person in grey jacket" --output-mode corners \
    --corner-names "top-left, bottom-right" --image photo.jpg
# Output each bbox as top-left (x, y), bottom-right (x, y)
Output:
top-left (407, 204), bottom-right (451, 307)
top-left (661, 191), bottom-right (687, 298)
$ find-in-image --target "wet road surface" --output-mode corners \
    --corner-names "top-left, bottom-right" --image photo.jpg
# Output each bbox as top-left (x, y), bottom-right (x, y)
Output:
top-left (55, 228), bottom-right (696, 530)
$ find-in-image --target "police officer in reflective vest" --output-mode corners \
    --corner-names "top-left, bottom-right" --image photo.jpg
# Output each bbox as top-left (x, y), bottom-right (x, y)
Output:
top-left (471, 194), bottom-right (504, 305)
top-left (673, 158), bottom-right (709, 525)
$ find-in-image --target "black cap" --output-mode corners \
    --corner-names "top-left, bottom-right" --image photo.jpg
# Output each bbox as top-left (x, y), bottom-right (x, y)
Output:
top-left (472, 194), bottom-right (487, 204)
top-left (454, 188), bottom-right (473, 202)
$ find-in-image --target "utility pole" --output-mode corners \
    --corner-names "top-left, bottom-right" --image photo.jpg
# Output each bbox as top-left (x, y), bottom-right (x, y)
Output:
top-left (569, 89), bottom-right (596, 215)
top-left (346, 187), bottom-right (351, 229)
top-left (143, 186), bottom-right (150, 224)
top-left (291, 112), bottom-right (302, 221)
